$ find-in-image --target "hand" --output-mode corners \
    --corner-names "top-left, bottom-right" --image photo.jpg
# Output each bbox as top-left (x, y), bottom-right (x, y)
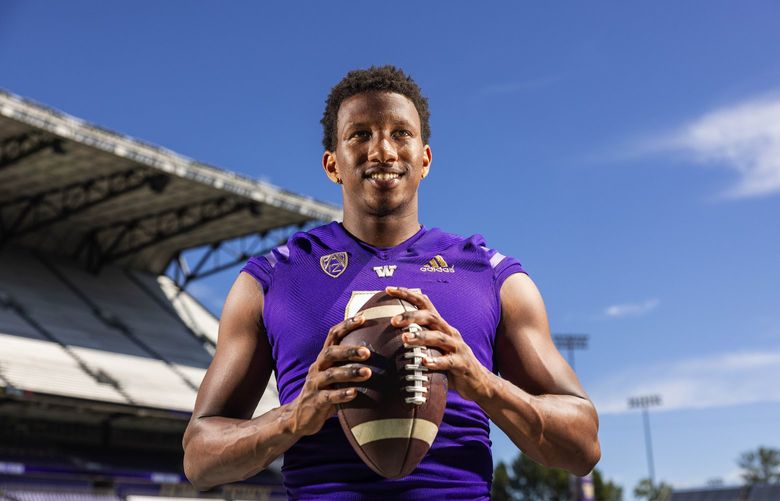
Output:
top-left (288, 314), bottom-right (372, 436)
top-left (385, 286), bottom-right (493, 403)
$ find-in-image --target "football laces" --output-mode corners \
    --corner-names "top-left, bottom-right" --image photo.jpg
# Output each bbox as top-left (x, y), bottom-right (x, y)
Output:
top-left (402, 323), bottom-right (429, 405)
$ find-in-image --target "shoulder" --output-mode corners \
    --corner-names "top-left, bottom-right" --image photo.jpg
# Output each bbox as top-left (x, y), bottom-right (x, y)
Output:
top-left (241, 221), bottom-right (342, 291)
top-left (425, 227), bottom-right (527, 278)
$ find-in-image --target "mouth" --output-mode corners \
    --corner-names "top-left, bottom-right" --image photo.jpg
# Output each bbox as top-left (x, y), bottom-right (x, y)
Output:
top-left (364, 170), bottom-right (404, 189)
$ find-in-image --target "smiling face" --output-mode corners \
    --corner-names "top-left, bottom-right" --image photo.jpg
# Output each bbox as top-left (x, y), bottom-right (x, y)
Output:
top-left (322, 91), bottom-right (432, 219)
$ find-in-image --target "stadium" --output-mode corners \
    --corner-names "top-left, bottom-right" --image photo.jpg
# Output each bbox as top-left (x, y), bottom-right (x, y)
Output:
top-left (0, 89), bottom-right (340, 500)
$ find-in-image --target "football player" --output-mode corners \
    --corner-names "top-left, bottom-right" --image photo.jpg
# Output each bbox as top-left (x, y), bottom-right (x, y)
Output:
top-left (183, 66), bottom-right (600, 499)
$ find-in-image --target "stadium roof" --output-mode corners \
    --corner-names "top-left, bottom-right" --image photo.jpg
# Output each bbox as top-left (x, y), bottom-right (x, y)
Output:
top-left (0, 89), bottom-right (341, 275)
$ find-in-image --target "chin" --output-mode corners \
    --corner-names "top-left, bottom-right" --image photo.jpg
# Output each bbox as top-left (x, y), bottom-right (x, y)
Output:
top-left (365, 199), bottom-right (405, 218)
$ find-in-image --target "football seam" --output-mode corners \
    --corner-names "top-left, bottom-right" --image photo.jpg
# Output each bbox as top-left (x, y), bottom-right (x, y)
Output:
top-left (398, 297), bottom-right (415, 477)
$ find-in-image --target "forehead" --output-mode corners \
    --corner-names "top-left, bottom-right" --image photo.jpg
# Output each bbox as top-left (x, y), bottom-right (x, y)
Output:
top-left (337, 91), bottom-right (420, 129)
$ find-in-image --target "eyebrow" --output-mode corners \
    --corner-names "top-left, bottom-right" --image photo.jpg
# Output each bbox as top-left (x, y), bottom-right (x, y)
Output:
top-left (342, 118), bottom-right (416, 131)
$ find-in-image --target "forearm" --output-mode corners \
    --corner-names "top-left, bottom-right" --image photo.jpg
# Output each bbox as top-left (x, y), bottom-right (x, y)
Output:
top-left (476, 370), bottom-right (600, 475)
top-left (182, 403), bottom-right (301, 490)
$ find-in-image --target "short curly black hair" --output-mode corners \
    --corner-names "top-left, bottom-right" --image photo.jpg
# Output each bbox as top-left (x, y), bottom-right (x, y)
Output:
top-left (321, 65), bottom-right (431, 151)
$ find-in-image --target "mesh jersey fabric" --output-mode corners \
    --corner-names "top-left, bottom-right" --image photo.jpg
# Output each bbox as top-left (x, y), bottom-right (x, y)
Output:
top-left (240, 221), bottom-right (526, 500)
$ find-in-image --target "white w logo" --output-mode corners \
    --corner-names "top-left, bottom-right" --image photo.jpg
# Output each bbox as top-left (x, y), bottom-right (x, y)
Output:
top-left (373, 265), bottom-right (397, 278)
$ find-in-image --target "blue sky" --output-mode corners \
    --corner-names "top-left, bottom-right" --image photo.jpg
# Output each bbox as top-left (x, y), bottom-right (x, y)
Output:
top-left (2, 1), bottom-right (779, 497)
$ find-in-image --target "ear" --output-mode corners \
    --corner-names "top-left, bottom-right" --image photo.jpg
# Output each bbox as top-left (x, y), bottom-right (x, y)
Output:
top-left (421, 144), bottom-right (432, 179)
top-left (322, 150), bottom-right (341, 185)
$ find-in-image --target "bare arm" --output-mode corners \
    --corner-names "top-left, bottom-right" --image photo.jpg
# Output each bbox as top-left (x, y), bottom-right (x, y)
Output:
top-left (481, 273), bottom-right (600, 474)
top-left (386, 278), bottom-right (600, 476)
top-left (182, 272), bottom-right (372, 490)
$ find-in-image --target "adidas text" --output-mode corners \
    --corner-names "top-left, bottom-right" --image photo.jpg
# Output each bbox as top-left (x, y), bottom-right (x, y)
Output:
top-left (420, 265), bottom-right (455, 273)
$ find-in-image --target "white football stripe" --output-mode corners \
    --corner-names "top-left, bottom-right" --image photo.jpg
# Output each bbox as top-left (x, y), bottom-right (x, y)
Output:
top-left (350, 418), bottom-right (439, 446)
top-left (360, 304), bottom-right (409, 320)
top-left (344, 289), bottom-right (422, 319)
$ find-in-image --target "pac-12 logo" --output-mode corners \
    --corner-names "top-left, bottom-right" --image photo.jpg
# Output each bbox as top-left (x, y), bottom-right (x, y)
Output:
top-left (320, 252), bottom-right (348, 278)
top-left (420, 255), bottom-right (455, 273)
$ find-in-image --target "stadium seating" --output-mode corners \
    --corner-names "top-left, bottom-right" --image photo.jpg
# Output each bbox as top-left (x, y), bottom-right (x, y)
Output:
top-left (0, 245), bottom-right (282, 414)
top-left (0, 486), bottom-right (120, 501)
top-left (0, 333), bottom-right (126, 404)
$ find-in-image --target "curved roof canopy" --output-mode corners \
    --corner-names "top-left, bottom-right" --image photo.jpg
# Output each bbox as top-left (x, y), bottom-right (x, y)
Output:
top-left (0, 89), bottom-right (340, 274)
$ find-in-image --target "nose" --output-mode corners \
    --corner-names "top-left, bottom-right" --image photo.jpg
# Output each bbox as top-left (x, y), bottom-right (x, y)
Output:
top-left (367, 135), bottom-right (398, 164)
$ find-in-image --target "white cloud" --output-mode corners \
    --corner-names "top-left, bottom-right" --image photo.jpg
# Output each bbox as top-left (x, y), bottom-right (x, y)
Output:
top-left (604, 298), bottom-right (659, 318)
top-left (641, 93), bottom-right (780, 199)
top-left (591, 349), bottom-right (780, 414)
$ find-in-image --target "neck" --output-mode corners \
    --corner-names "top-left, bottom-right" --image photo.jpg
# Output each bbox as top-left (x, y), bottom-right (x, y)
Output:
top-left (341, 203), bottom-right (421, 248)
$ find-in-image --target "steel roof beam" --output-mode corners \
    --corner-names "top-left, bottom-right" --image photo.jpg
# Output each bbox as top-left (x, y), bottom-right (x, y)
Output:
top-left (76, 196), bottom-right (260, 273)
top-left (0, 168), bottom-right (170, 247)
top-left (165, 223), bottom-right (309, 289)
top-left (0, 131), bottom-right (64, 170)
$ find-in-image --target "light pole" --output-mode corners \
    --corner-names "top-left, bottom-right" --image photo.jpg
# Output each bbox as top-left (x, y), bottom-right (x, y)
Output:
top-left (628, 394), bottom-right (662, 487)
top-left (553, 334), bottom-right (592, 501)
top-left (553, 334), bottom-right (588, 371)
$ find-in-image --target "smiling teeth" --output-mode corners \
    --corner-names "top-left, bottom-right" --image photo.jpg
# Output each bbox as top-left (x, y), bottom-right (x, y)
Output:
top-left (370, 173), bottom-right (400, 180)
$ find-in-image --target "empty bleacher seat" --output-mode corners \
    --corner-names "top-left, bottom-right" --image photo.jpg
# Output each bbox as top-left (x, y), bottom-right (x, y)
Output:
top-left (0, 334), bottom-right (127, 404)
top-left (0, 245), bottom-right (279, 416)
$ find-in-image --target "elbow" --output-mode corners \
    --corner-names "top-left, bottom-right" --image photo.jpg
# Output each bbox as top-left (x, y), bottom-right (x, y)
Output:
top-left (183, 448), bottom-right (219, 492)
top-left (567, 401), bottom-right (601, 476)
top-left (573, 408), bottom-right (601, 476)
top-left (183, 444), bottom-right (208, 491)
top-left (182, 425), bottom-right (214, 492)
top-left (572, 440), bottom-right (601, 476)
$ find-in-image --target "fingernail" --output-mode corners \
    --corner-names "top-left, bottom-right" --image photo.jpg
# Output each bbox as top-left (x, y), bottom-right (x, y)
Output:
top-left (358, 347), bottom-right (370, 357)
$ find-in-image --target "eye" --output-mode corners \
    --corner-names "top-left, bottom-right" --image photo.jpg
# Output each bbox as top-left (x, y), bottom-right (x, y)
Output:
top-left (351, 130), bottom-right (371, 140)
top-left (393, 129), bottom-right (412, 138)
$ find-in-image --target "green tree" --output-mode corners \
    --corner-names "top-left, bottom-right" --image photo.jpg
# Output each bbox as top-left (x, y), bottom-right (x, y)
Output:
top-left (492, 461), bottom-right (513, 501)
top-left (492, 453), bottom-right (623, 501)
top-left (633, 478), bottom-right (672, 501)
top-left (592, 468), bottom-right (623, 501)
top-left (508, 453), bottom-right (570, 500)
top-left (738, 446), bottom-right (780, 485)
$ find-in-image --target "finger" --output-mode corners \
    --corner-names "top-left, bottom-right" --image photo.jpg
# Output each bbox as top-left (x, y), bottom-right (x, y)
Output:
top-left (319, 387), bottom-right (359, 405)
top-left (318, 344), bottom-right (371, 370)
top-left (423, 352), bottom-right (457, 370)
top-left (317, 364), bottom-right (372, 389)
top-left (324, 314), bottom-right (366, 347)
top-left (391, 309), bottom-right (442, 330)
top-left (402, 329), bottom-right (457, 352)
top-left (385, 286), bottom-right (439, 314)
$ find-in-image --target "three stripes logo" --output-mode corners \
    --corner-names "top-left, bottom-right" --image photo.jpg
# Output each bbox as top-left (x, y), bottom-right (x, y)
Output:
top-left (420, 255), bottom-right (455, 273)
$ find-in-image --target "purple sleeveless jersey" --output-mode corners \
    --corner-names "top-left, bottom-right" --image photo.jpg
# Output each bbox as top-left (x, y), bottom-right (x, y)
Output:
top-left (241, 222), bottom-right (525, 500)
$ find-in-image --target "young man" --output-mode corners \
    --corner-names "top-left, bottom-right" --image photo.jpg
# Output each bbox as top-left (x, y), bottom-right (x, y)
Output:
top-left (182, 66), bottom-right (600, 499)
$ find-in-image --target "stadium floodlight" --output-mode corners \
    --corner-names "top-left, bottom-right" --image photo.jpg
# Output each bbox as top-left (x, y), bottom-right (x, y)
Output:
top-left (552, 333), bottom-right (588, 370)
top-left (628, 394), bottom-right (662, 487)
top-left (553, 333), bottom-right (592, 500)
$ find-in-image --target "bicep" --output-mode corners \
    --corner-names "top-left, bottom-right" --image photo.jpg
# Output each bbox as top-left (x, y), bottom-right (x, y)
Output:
top-left (191, 271), bottom-right (274, 420)
top-left (495, 273), bottom-right (587, 399)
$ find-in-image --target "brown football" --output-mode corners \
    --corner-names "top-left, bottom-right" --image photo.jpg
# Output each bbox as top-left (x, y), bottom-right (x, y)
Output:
top-left (336, 291), bottom-right (448, 479)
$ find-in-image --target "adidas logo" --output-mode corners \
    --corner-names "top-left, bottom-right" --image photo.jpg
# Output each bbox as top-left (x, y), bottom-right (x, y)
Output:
top-left (420, 255), bottom-right (455, 273)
